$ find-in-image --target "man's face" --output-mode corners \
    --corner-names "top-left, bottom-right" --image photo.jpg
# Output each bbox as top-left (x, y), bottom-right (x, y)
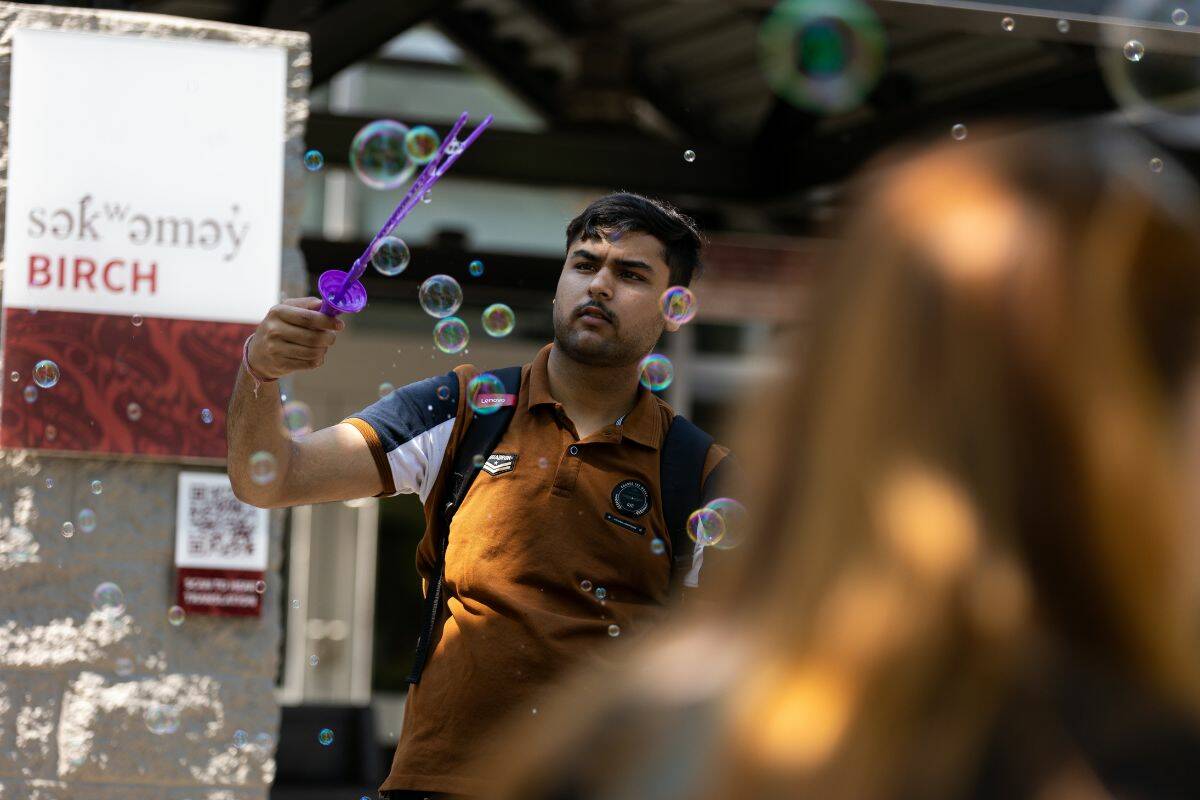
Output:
top-left (552, 230), bottom-right (681, 368)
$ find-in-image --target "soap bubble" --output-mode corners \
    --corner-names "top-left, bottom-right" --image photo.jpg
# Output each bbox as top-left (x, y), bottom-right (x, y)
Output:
top-left (200, 408), bottom-right (214, 424)
top-left (580, 579), bottom-right (593, 592)
top-left (126, 402), bottom-right (142, 421)
top-left (92, 582), bottom-right (125, 617)
top-left (78, 508), bottom-right (97, 533)
top-left (303, 149), bottom-right (324, 171)
top-left (45, 425), bottom-right (57, 442)
top-left (167, 605), bottom-right (186, 626)
top-left (446, 139), bottom-right (464, 156)
top-left (61, 521), bottom-right (74, 538)
top-left (318, 728), bottom-right (334, 746)
top-left (146, 703), bottom-right (180, 735)
top-left (255, 580), bottom-right (266, 594)
top-left (481, 303), bottom-right (515, 337)
top-left (468, 259), bottom-right (485, 277)
top-left (650, 538), bottom-right (666, 555)
top-left (422, 191), bottom-right (432, 204)
top-left (1124, 39), bottom-right (1145, 61)
top-left (1151, 156), bottom-right (1165, 172)
top-left (638, 354), bottom-right (674, 391)
top-left (687, 506), bottom-right (726, 546)
top-left (467, 373), bottom-right (507, 415)
top-left (595, 586), bottom-right (608, 600)
top-left (1173, 8), bottom-right (1189, 24)
top-left (370, 236), bottom-right (411, 277)
top-left (436, 385), bottom-right (451, 401)
top-left (309, 654), bottom-right (319, 667)
top-left (607, 624), bottom-right (621, 637)
top-left (90, 480), bottom-right (103, 495)
top-left (233, 729), bottom-right (248, 749)
top-left (419, 275), bottom-right (463, 318)
top-left (349, 119), bottom-right (415, 190)
top-left (131, 314), bottom-right (143, 327)
top-left (1056, 18), bottom-right (1070, 32)
top-left (115, 657), bottom-right (134, 677)
top-left (951, 123), bottom-right (968, 141)
top-left (9, 371), bottom-right (18, 382)
top-left (282, 401), bottom-right (313, 435)
top-left (538, 457), bottom-right (549, 469)
top-left (683, 149), bottom-right (696, 162)
top-left (291, 598), bottom-right (301, 609)
top-left (707, 497), bottom-right (750, 550)
top-left (378, 382), bottom-right (395, 398)
top-left (404, 125), bottom-right (441, 165)
top-left (660, 286), bottom-right (696, 325)
top-left (45, 477), bottom-right (54, 489)
top-left (1001, 15), bottom-right (1015, 30)
top-left (254, 731), bottom-right (274, 751)
top-left (758, 0), bottom-right (886, 114)
top-left (32, 359), bottom-right (60, 389)
top-left (433, 317), bottom-right (470, 354)
top-left (249, 451), bottom-right (277, 485)
top-left (22, 386), bottom-right (37, 403)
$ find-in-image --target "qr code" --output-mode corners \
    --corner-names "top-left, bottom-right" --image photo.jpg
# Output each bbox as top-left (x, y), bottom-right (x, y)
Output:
top-left (186, 485), bottom-right (258, 559)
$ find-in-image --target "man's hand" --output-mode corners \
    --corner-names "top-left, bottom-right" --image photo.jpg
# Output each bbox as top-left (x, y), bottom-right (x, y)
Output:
top-left (247, 297), bottom-right (345, 380)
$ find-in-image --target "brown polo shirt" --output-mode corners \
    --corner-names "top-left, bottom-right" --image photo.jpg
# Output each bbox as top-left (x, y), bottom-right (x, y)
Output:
top-left (344, 343), bottom-right (730, 796)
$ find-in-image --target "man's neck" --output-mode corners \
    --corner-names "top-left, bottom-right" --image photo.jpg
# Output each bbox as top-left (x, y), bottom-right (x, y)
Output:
top-left (547, 343), bottom-right (641, 431)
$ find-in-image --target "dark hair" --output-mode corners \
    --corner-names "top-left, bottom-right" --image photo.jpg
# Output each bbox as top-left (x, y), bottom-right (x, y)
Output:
top-left (565, 192), bottom-right (706, 287)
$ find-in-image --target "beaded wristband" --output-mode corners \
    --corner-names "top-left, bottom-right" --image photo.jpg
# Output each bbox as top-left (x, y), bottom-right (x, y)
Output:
top-left (242, 334), bottom-right (277, 398)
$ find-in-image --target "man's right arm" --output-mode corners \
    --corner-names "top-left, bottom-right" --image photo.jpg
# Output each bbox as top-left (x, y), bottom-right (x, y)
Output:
top-left (226, 297), bottom-right (383, 508)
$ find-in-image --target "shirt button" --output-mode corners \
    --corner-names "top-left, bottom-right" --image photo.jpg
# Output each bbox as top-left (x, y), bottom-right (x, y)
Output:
top-left (569, 445), bottom-right (579, 456)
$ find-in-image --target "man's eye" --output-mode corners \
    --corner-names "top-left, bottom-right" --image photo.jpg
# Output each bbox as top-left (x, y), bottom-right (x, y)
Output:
top-left (622, 271), bottom-right (644, 281)
top-left (575, 262), bottom-right (595, 271)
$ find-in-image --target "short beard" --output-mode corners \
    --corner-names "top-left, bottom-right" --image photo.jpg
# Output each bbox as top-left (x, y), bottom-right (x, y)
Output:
top-left (552, 305), bottom-right (650, 368)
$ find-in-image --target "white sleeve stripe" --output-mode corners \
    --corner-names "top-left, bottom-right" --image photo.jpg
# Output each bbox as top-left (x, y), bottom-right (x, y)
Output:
top-left (383, 416), bottom-right (456, 503)
top-left (683, 539), bottom-right (705, 588)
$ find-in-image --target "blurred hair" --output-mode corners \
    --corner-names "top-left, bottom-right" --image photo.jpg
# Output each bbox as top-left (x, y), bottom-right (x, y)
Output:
top-left (565, 191), bottom-right (706, 287)
top-left (483, 121), bottom-right (1200, 799)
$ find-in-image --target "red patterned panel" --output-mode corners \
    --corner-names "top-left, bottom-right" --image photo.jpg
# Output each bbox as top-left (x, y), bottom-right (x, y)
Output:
top-left (0, 308), bottom-right (252, 460)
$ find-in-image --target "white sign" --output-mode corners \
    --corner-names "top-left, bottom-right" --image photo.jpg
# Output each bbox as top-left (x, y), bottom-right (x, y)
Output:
top-left (2, 28), bottom-right (284, 324)
top-left (175, 471), bottom-right (269, 571)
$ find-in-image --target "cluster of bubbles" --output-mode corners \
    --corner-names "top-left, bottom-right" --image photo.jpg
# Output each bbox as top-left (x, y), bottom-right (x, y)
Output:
top-left (467, 372), bottom-right (507, 416)
top-left (638, 354), bottom-right (674, 392)
top-left (419, 275), bottom-right (464, 318)
top-left (758, 0), bottom-right (886, 114)
top-left (371, 236), bottom-right (411, 277)
top-left (433, 317), bottom-right (470, 354)
top-left (660, 286), bottom-right (697, 325)
top-left (686, 497), bottom-right (749, 550)
top-left (482, 303), bottom-right (516, 337)
top-left (303, 149), bottom-right (324, 172)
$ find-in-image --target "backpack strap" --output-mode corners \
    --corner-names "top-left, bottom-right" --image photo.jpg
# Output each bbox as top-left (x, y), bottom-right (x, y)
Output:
top-left (660, 414), bottom-right (714, 593)
top-left (407, 365), bottom-right (523, 684)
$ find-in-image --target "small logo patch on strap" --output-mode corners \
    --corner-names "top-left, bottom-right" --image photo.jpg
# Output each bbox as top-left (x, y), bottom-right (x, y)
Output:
top-left (481, 453), bottom-right (517, 476)
top-left (604, 513), bottom-right (646, 535)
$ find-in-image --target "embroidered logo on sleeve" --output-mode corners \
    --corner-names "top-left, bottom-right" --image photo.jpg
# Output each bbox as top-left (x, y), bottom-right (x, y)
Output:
top-left (481, 453), bottom-right (518, 476)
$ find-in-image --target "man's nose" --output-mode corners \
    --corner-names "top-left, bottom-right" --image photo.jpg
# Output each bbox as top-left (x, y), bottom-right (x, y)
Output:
top-left (587, 267), bottom-right (615, 299)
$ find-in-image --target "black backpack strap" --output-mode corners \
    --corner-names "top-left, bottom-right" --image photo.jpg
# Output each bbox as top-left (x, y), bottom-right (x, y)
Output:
top-left (407, 365), bottom-right (523, 684)
top-left (660, 414), bottom-right (714, 593)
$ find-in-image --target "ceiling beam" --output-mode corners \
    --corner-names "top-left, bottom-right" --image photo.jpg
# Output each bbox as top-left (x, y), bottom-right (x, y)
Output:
top-left (304, 112), bottom-right (756, 197)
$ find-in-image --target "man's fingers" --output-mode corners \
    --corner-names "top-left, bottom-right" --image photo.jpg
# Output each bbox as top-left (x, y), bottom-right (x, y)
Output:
top-left (274, 300), bottom-right (344, 332)
top-left (282, 297), bottom-right (323, 310)
top-left (277, 327), bottom-right (336, 349)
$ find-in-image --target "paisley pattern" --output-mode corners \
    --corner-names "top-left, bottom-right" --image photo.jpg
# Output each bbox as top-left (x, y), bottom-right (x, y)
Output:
top-left (0, 307), bottom-right (252, 459)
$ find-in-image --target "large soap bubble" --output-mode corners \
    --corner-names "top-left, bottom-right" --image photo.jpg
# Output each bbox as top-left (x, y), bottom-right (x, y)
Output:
top-left (758, 0), bottom-right (886, 115)
top-left (349, 119), bottom-right (417, 190)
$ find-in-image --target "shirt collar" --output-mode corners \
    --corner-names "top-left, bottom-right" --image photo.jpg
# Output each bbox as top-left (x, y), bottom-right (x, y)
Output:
top-left (527, 343), bottom-right (663, 450)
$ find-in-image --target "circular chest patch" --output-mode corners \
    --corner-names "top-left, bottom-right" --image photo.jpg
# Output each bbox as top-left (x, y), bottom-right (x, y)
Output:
top-left (611, 479), bottom-right (651, 518)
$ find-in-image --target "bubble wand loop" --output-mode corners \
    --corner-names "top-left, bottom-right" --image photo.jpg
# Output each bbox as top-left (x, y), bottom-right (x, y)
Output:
top-left (317, 111), bottom-right (494, 317)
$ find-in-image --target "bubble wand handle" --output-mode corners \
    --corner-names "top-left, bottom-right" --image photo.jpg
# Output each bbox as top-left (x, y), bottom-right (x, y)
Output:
top-left (317, 111), bottom-right (495, 317)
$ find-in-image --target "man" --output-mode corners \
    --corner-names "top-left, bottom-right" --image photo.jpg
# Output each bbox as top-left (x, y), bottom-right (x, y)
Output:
top-left (227, 192), bottom-right (737, 798)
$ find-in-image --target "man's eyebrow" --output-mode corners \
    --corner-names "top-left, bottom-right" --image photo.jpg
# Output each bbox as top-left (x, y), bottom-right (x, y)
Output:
top-left (569, 248), bottom-right (656, 272)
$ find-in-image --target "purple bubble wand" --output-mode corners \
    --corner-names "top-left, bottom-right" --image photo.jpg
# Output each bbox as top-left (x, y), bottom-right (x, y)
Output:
top-left (317, 111), bottom-right (494, 317)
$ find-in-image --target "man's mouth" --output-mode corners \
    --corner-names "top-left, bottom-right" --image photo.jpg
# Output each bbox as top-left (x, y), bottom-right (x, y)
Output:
top-left (576, 307), bottom-right (612, 324)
